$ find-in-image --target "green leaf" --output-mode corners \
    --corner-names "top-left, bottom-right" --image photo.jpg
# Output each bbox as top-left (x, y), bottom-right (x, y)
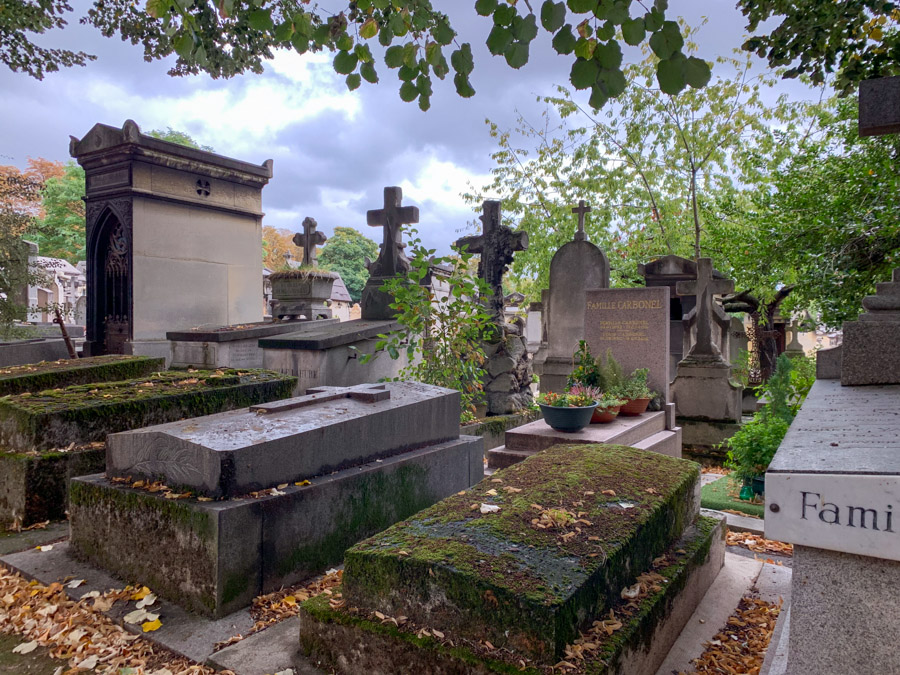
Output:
top-left (684, 55), bottom-right (711, 88)
top-left (512, 13), bottom-right (538, 42)
top-left (567, 0), bottom-right (595, 12)
top-left (505, 41), bottom-right (529, 68)
top-left (146, 0), bottom-right (168, 19)
top-left (454, 71), bottom-right (476, 97)
top-left (593, 40), bottom-right (621, 69)
top-left (402, 42), bottom-right (418, 67)
top-left (360, 61), bottom-right (378, 83)
top-left (247, 8), bottom-right (274, 32)
top-left (398, 63), bottom-right (418, 81)
top-left (399, 81), bottom-right (419, 102)
top-left (173, 33), bottom-right (194, 59)
top-left (594, 20), bottom-right (614, 41)
top-left (552, 24), bottom-right (576, 54)
top-left (384, 45), bottom-right (404, 67)
top-left (574, 37), bottom-right (595, 60)
top-left (597, 66), bottom-right (626, 96)
top-left (475, 0), bottom-right (498, 16)
top-left (648, 20), bottom-right (683, 59)
top-left (333, 50), bottom-right (358, 75)
top-left (360, 18), bottom-right (379, 39)
top-left (346, 73), bottom-right (361, 90)
top-left (570, 57), bottom-right (599, 89)
top-left (643, 7), bottom-right (663, 31)
top-left (606, 1), bottom-right (628, 25)
top-left (487, 25), bottom-right (513, 55)
top-left (541, 0), bottom-right (566, 32)
top-left (312, 25), bottom-right (330, 46)
top-left (493, 4), bottom-right (516, 26)
top-left (291, 33), bottom-right (309, 53)
top-left (433, 54), bottom-right (450, 78)
top-left (416, 74), bottom-right (433, 96)
top-left (588, 83), bottom-right (609, 109)
top-left (656, 54), bottom-right (685, 94)
top-left (379, 26), bottom-right (393, 46)
top-left (433, 20), bottom-right (455, 45)
top-left (336, 34), bottom-right (353, 51)
top-left (390, 12), bottom-right (408, 37)
top-left (418, 94), bottom-right (431, 112)
top-left (622, 17), bottom-right (645, 45)
top-left (273, 21), bottom-right (293, 42)
top-left (373, 0), bottom-right (389, 8)
top-left (451, 43), bottom-right (474, 75)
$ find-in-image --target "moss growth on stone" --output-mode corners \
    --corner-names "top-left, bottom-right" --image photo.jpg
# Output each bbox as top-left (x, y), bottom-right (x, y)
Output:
top-left (342, 444), bottom-right (700, 661)
top-left (0, 355), bottom-right (165, 396)
top-left (300, 515), bottom-right (721, 674)
top-left (0, 368), bottom-right (296, 450)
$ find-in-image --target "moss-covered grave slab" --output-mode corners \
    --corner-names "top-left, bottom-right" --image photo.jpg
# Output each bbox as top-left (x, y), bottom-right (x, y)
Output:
top-left (0, 355), bottom-right (165, 396)
top-left (330, 444), bottom-right (700, 664)
top-left (299, 512), bottom-right (725, 675)
top-left (0, 444), bottom-right (106, 525)
top-left (0, 368), bottom-right (296, 451)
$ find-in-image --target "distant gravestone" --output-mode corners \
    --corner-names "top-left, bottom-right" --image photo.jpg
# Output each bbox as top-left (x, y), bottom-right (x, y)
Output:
top-left (535, 201), bottom-right (610, 392)
top-left (360, 187), bottom-right (419, 320)
top-left (293, 216), bottom-right (327, 267)
top-left (583, 287), bottom-right (670, 403)
top-left (74, 295), bottom-right (87, 326)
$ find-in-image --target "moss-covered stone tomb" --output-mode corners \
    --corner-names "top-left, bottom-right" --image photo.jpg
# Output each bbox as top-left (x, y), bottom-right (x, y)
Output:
top-left (299, 444), bottom-right (725, 674)
top-left (70, 382), bottom-right (484, 617)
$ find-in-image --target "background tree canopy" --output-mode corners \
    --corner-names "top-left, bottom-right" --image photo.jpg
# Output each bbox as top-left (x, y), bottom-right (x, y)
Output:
top-left (318, 227), bottom-right (379, 303)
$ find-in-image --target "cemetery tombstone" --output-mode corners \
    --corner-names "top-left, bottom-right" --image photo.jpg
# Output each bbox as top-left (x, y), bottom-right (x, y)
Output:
top-left (536, 200), bottom-right (610, 393)
top-left (455, 201), bottom-right (532, 415)
top-left (269, 217), bottom-right (337, 321)
top-left (70, 120), bottom-right (270, 361)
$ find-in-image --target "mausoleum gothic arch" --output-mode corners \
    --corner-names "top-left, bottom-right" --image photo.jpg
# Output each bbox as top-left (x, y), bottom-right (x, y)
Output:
top-left (86, 204), bottom-right (133, 355)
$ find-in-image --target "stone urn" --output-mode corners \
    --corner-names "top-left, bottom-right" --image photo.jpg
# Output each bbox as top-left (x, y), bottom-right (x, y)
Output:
top-left (269, 270), bottom-right (337, 321)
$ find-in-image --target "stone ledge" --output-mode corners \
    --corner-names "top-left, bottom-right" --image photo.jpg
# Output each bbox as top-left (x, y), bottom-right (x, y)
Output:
top-left (167, 319), bottom-right (337, 343)
top-left (258, 319), bottom-right (401, 351)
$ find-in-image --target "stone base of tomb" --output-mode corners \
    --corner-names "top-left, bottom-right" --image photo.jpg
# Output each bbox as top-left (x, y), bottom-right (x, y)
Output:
top-left (0, 446), bottom-right (105, 526)
top-left (535, 355), bottom-right (573, 394)
top-left (487, 410), bottom-right (681, 469)
top-left (0, 338), bottom-right (70, 368)
top-left (840, 319), bottom-right (900, 385)
top-left (671, 360), bottom-right (742, 424)
top-left (168, 319), bottom-right (338, 370)
top-left (678, 418), bottom-right (742, 463)
top-left (69, 435), bottom-right (483, 618)
top-left (259, 319), bottom-right (412, 395)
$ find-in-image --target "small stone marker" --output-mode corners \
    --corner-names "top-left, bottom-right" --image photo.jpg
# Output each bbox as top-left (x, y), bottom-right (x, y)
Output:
top-left (583, 287), bottom-right (670, 402)
top-left (292, 216), bottom-right (327, 267)
top-left (675, 258), bottom-right (734, 364)
top-left (571, 199), bottom-right (592, 240)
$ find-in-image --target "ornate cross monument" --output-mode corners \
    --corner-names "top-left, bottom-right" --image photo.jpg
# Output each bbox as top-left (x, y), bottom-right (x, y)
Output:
top-left (455, 200), bottom-right (528, 327)
top-left (676, 258), bottom-right (735, 364)
top-left (293, 217), bottom-right (327, 267)
top-left (455, 200), bottom-right (532, 415)
top-left (671, 257), bottom-right (742, 426)
top-left (571, 200), bottom-right (592, 241)
top-left (360, 187), bottom-right (419, 319)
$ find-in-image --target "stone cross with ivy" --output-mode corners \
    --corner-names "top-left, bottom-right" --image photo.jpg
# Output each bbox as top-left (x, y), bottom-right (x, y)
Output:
top-left (292, 217), bottom-right (327, 267)
top-left (455, 200), bottom-right (528, 326)
top-left (676, 257), bottom-right (734, 362)
top-left (571, 200), bottom-right (592, 241)
top-left (365, 186), bottom-right (419, 278)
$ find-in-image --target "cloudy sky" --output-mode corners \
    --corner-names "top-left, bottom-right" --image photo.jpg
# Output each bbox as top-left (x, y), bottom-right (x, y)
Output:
top-left (0, 1), bottom-right (815, 256)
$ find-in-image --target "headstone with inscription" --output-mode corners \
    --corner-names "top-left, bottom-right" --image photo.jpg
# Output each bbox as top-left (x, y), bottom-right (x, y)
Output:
top-left (70, 120), bottom-right (270, 361)
top-left (455, 201), bottom-right (532, 415)
top-left (535, 200), bottom-right (610, 393)
top-left (583, 287), bottom-right (670, 404)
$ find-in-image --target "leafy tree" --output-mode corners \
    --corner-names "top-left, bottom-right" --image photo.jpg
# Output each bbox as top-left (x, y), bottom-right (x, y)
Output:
top-left (29, 161), bottom-right (85, 262)
top-left (6, 0), bottom-right (710, 109)
top-left (262, 225), bottom-right (303, 270)
top-left (469, 40), bottom-right (808, 295)
top-left (709, 95), bottom-right (900, 329)
top-left (318, 227), bottom-right (378, 303)
top-left (147, 127), bottom-right (214, 151)
top-left (738, 0), bottom-right (900, 96)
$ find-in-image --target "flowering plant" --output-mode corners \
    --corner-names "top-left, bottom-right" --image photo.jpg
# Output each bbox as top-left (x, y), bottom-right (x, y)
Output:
top-left (538, 384), bottom-right (600, 408)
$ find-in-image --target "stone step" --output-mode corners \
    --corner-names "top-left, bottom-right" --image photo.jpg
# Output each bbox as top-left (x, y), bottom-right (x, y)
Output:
top-left (504, 410), bottom-right (667, 453)
top-left (631, 429), bottom-right (682, 458)
top-left (486, 445), bottom-right (532, 470)
top-left (332, 443), bottom-right (701, 664)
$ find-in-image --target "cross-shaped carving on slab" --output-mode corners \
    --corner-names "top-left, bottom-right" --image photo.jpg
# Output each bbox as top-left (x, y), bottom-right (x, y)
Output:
top-left (366, 186), bottom-right (419, 278)
top-left (454, 200), bottom-right (528, 324)
top-left (292, 217), bottom-right (327, 267)
top-left (571, 200), bottom-right (592, 241)
top-left (676, 258), bottom-right (734, 362)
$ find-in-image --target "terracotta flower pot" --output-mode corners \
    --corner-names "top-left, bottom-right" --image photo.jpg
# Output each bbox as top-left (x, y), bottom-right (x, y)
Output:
top-left (539, 403), bottom-right (598, 432)
top-left (591, 405), bottom-right (621, 424)
top-left (618, 397), bottom-right (651, 416)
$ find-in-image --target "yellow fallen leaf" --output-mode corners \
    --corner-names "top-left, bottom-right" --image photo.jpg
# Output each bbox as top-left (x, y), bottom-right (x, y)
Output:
top-left (131, 586), bottom-right (152, 601)
top-left (601, 489), bottom-right (616, 497)
top-left (197, 496), bottom-right (213, 502)
top-left (485, 488), bottom-right (498, 496)
top-left (282, 595), bottom-right (297, 606)
top-left (295, 480), bottom-right (311, 486)
top-left (142, 618), bottom-right (163, 632)
top-left (277, 483), bottom-right (288, 490)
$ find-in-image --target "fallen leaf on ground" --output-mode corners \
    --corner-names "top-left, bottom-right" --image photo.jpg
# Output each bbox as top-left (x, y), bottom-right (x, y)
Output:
top-left (12, 640), bottom-right (38, 654)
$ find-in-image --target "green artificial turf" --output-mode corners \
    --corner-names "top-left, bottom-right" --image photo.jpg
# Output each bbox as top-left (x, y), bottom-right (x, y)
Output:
top-left (700, 474), bottom-right (765, 519)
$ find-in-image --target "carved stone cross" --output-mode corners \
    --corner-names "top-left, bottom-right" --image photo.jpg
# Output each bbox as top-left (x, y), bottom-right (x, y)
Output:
top-left (292, 217), bottom-right (327, 267)
top-left (571, 200), bottom-right (592, 241)
top-left (455, 200), bottom-right (528, 325)
top-left (676, 258), bottom-right (734, 361)
top-left (366, 186), bottom-right (419, 278)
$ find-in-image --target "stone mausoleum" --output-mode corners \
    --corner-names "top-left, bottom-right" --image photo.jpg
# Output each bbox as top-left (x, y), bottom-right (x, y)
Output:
top-left (70, 120), bottom-right (271, 359)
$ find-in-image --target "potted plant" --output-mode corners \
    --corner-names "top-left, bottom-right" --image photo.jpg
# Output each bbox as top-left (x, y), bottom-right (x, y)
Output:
top-left (616, 368), bottom-right (655, 416)
top-left (591, 392), bottom-right (626, 424)
top-left (537, 384), bottom-right (599, 432)
top-left (269, 267), bottom-right (338, 321)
